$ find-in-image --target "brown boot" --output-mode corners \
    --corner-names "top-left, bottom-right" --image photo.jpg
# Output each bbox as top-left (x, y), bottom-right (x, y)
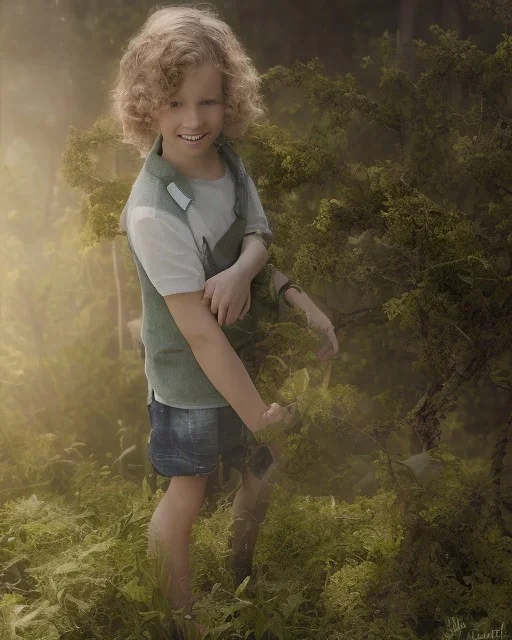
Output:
top-left (232, 555), bottom-right (259, 598)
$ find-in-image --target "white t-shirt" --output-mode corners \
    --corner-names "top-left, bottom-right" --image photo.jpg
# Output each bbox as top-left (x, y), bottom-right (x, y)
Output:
top-left (120, 156), bottom-right (272, 297)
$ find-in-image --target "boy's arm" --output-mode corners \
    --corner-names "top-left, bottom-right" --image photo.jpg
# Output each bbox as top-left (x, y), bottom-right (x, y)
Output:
top-left (201, 233), bottom-right (269, 326)
top-left (164, 290), bottom-right (269, 432)
top-left (273, 268), bottom-right (335, 332)
top-left (232, 233), bottom-right (269, 282)
top-left (274, 270), bottom-right (339, 360)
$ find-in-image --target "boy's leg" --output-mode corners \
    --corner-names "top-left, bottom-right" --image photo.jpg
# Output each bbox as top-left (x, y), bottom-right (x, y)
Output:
top-left (148, 474), bottom-right (210, 614)
top-left (231, 459), bottom-right (280, 587)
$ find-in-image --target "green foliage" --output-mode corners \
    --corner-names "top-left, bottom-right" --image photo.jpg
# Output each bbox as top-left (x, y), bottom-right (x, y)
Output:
top-left (0, 462), bottom-right (161, 639)
top-left (2, 441), bottom-right (512, 638)
top-left (238, 120), bottom-right (338, 193)
top-left (62, 116), bottom-right (133, 243)
top-left (470, 0), bottom-right (512, 31)
top-left (35, 14), bottom-right (512, 639)
top-left (322, 560), bottom-right (387, 626)
top-left (0, 137), bottom-right (151, 505)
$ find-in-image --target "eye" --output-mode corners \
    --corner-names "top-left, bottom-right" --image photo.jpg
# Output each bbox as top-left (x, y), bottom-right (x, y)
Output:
top-left (169, 101), bottom-right (181, 109)
top-left (203, 99), bottom-right (219, 105)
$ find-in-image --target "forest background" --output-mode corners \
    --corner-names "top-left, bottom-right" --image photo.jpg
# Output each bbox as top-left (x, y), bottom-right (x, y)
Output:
top-left (1, 1), bottom-right (512, 639)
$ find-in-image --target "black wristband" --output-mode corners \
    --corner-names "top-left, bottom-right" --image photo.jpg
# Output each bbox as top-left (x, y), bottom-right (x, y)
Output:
top-left (277, 280), bottom-right (303, 307)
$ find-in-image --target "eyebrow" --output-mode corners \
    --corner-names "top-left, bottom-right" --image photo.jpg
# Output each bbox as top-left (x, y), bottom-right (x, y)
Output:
top-left (171, 92), bottom-right (223, 100)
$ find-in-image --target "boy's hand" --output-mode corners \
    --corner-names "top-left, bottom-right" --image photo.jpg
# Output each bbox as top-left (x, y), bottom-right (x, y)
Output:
top-left (253, 402), bottom-right (299, 459)
top-left (257, 402), bottom-right (297, 433)
top-left (202, 264), bottom-right (252, 326)
top-left (304, 303), bottom-right (339, 361)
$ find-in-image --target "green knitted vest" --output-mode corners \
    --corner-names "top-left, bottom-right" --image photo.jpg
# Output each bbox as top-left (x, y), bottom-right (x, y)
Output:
top-left (122, 134), bottom-right (279, 407)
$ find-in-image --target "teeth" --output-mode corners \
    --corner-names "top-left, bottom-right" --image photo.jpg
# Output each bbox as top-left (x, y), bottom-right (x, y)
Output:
top-left (180, 134), bottom-right (206, 141)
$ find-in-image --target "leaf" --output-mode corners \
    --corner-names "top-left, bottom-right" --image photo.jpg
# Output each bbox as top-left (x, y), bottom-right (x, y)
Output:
top-left (397, 452), bottom-right (444, 486)
top-left (264, 354), bottom-right (288, 370)
top-left (3, 555), bottom-right (28, 571)
top-left (111, 444), bottom-right (136, 466)
top-left (207, 621), bottom-right (235, 640)
top-left (280, 592), bottom-right (304, 620)
top-left (279, 367), bottom-right (309, 397)
top-left (77, 540), bottom-right (113, 560)
top-left (74, 510), bottom-right (96, 520)
top-left (468, 254), bottom-right (490, 269)
top-left (14, 600), bottom-right (51, 628)
top-left (457, 274), bottom-right (474, 286)
top-left (268, 616), bottom-right (285, 640)
top-left (53, 562), bottom-right (81, 575)
top-left (235, 575), bottom-right (251, 598)
top-left (131, 509), bottom-right (152, 523)
top-left (139, 610), bottom-right (161, 622)
top-left (65, 594), bottom-right (90, 614)
top-left (142, 476), bottom-right (153, 504)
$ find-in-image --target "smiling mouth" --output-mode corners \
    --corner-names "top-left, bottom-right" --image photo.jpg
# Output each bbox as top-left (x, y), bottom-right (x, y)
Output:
top-left (178, 133), bottom-right (208, 141)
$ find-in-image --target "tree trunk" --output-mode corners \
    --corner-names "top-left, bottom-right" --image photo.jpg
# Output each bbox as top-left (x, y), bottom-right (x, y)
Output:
top-left (395, 0), bottom-right (421, 75)
top-left (491, 412), bottom-right (512, 536)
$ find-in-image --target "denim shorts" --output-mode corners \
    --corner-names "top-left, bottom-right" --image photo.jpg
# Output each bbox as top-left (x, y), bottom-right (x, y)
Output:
top-left (146, 390), bottom-right (274, 479)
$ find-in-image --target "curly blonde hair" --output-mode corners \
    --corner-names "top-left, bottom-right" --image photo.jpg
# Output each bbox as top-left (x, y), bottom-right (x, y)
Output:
top-left (109, 3), bottom-right (267, 158)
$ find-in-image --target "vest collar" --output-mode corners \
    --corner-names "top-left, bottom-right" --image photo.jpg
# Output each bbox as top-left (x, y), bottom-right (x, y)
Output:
top-left (143, 133), bottom-right (234, 213)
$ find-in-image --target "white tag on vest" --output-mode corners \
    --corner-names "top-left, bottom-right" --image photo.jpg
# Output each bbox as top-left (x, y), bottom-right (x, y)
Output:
top-left (167, 182), bottom-right (191, 210)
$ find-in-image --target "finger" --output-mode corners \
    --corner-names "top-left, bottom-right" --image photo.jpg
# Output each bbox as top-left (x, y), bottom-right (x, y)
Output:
top-left (210, 293), bottom-right (220, 317)
top-left (316, 328), bottom-right (338, 358)
top-left (318, 340), bottom-right (340, 361)
top-left (266, 402), bottom-right (280, 417)
top-left (236, 292), bottom-right (250, 322)
top-left (240, 294), bottom-right (250, 320)
top-left (202, 289), bottom-right (211, 305)
top-left (243, 290), bottom-right (251, 315)
top-left (317, 338), bottom-right (331, 359)
top-left (263, 404), bottom-right (278, 418)
top-left (227, 300), bottom-right (244, 325)
top-left (217, 304), bottom-right (228, 327)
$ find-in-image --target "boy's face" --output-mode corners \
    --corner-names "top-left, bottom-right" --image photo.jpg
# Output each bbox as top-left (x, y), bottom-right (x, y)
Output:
top-left (156, 62), bottom-right (225, 161)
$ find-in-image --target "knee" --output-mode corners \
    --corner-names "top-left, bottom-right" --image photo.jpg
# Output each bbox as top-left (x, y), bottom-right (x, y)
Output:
top-left (147, 497), bottom-right (202, 557)
top-left (166, 474), bottom-right (210, 517)
top-left (170, 500), bottom-right (204, 529)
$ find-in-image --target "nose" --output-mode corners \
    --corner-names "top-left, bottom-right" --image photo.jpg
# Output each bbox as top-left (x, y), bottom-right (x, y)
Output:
top-left (182, 105), bottom-right (203, 131)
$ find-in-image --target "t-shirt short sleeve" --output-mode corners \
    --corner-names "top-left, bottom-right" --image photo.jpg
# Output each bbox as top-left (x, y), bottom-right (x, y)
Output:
top-left (129, 207), bottom-right (205, 296)
top-left (245, 174), bottom-right (273, 241)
